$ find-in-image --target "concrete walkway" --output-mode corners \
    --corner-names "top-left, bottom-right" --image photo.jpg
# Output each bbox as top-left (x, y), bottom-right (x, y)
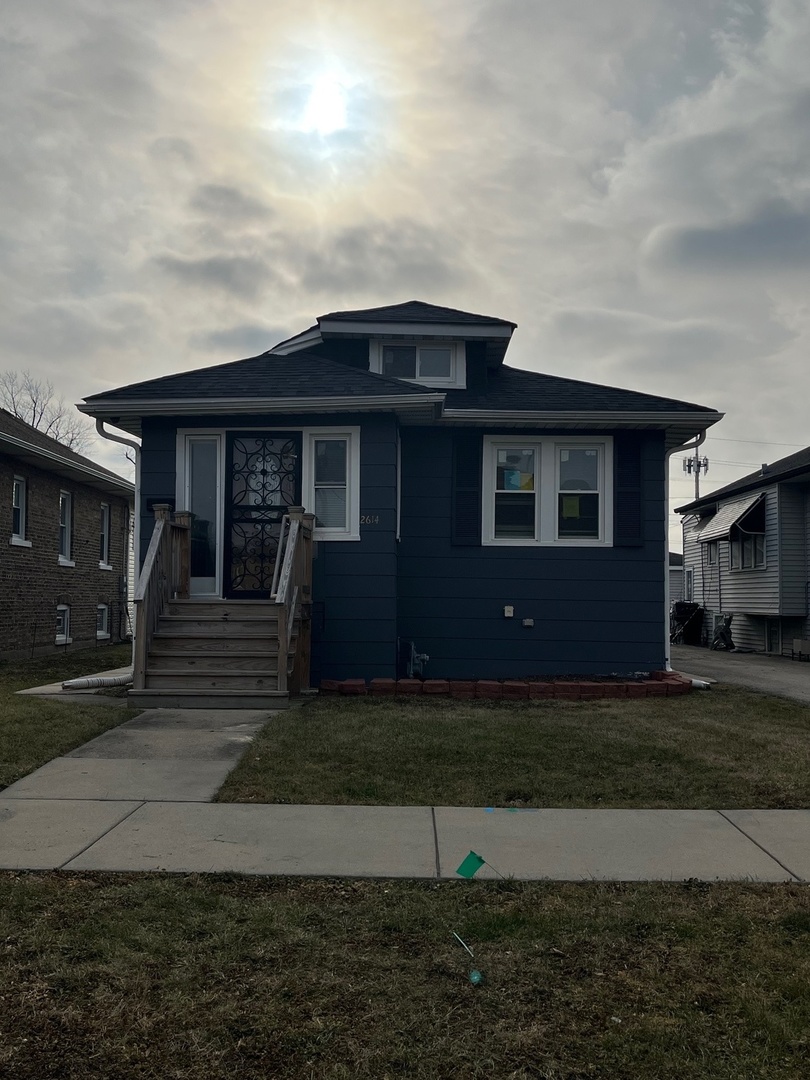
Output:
top-left (672, 644), bottom-right (810, 705)
top-left (3, 705), bottom-right (810, 881)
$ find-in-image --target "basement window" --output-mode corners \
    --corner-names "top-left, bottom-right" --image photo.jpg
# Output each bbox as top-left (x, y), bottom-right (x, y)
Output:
top-left (97, 604), bottom-right (110, 640)
top-left (55, 605), bottom-right (72, 645)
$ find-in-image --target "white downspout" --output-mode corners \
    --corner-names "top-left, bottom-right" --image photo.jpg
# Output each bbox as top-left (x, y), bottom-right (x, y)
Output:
top-left (95, 420), bottom-right (141, 674)
top-left (664, 431), bottom-right (706, 672)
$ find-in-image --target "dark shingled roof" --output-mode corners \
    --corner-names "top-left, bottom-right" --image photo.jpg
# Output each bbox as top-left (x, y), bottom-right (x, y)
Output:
top-left (677, 444), bottom-right (810, 514)
top-left (0, 407), bottom-right (131, 486)
top-left (445, 366), bottom-right (717, 414)
top-left (83, 351), bottom-right (442, 405)
top-left (319, 300), bottom-right (516, 328)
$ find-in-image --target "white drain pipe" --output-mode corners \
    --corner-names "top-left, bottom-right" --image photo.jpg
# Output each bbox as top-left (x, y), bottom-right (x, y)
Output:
top-left (62, 673), bottom-right (133, 690)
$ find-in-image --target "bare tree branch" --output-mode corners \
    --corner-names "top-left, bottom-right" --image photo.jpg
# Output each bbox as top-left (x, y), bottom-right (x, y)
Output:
top-left (0, 369), bottom-right (93, 453)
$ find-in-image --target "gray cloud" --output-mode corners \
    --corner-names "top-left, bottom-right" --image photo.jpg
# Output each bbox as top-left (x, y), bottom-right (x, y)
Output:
top-left (190, 184), bottom-right (274, 221)
top-left (645, 203), bottom-right (810, 273)
top-left (189, 323), bottom-right (288, 355)
top-left (149, 136), bottom-right (197, 164)
top-left (300, 220), bottom-right (465, 293)
top-left (154, 254), bottom-right (275, 298)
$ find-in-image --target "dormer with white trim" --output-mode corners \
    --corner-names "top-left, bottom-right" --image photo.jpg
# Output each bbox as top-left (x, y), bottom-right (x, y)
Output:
top-left (269, 300), bottom-right (517, 391)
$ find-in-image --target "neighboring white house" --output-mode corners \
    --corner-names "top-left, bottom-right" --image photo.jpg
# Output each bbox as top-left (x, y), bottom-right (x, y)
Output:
top-left (677, 446), bottom-right (810, 654)
top-left (669, 551), bottom-right (684, 603)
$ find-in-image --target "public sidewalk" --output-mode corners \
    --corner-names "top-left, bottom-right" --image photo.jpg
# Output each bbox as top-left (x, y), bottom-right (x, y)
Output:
top-left (2, 707), bottom-right (809, 881)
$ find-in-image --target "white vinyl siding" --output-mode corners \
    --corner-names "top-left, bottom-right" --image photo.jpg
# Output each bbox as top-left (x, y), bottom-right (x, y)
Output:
top-left (778, 483), bottom-right (808, 616)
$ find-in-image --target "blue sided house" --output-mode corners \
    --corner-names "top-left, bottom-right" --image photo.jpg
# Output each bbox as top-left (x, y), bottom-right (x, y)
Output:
top-left (80, 301), bottom-right (722, 707)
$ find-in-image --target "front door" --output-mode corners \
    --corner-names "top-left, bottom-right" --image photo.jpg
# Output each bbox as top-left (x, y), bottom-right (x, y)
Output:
top-left (224, 432), bottom-right (301, 598)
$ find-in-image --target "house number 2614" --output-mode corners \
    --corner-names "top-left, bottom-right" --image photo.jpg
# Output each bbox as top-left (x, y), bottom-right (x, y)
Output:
top-left (360, 515), bottom-right (380, 525)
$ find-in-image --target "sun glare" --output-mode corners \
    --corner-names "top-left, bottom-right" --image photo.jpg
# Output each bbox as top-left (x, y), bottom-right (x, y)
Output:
top-left (299, 73), bottom-right (349, 136)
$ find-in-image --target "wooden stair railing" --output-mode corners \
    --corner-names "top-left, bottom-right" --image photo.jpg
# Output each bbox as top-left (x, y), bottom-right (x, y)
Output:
top-left (132, 505), bottom-right (191, 690)
top-left (271, 506), bottom-right (315, 694)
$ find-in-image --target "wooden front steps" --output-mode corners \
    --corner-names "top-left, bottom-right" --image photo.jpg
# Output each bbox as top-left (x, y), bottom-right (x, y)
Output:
top-left (128, 599), bottom-right (295, 710)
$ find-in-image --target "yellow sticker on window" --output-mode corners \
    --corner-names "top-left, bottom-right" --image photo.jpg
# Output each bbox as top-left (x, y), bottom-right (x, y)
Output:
top-left (562, 495), bottom-right (580, 519)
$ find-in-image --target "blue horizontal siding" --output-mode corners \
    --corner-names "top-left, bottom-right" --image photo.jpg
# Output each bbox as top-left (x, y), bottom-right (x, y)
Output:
top-left (396, 426), bottom-right (667, 678)
top-left (397, 597), bottom-right (662, 622)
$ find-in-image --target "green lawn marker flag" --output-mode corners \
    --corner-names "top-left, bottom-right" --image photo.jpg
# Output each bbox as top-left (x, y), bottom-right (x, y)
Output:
top-left (455, 851), bottom-right (486, 878)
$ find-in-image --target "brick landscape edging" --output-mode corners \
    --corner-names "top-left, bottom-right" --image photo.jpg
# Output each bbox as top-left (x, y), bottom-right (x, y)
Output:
top-left (320, 672), bottom-right (693, 699)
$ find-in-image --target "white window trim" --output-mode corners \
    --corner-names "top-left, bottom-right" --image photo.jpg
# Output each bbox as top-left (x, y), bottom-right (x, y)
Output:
top-left (303, 428), bottom-right (361, 541)
top-left (177, 430), bottom-right (225, 597)
top-left (96, 603), bottom-right (110, 640)
top-left (12, 475), bottom-right (28, 543)
top-left (55, 604), bottom-right (72, 645)
top-left (482, 436), bottom-right (613, 546)
top-left (368, 340), bottom-right (467, 389)
top-left (730, 530), bottom-right (767, 571)
top-left (99, 503), bottom-right (112, 569)
top-left (59, 490), bottom-right (72, 563)
top-left (175, 427), bottom-right (362, 591)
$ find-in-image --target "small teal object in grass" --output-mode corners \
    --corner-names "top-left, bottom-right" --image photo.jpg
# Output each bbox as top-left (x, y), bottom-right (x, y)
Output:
top-left (469, 969), bottom-right (483, 986)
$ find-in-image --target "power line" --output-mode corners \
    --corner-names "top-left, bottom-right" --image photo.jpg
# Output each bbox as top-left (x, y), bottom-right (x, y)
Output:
top-left (707, 436), bottom-right (805, 448)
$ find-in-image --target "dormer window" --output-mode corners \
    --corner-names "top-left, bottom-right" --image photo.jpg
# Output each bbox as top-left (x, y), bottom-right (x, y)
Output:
top-left (369, 340), bottom-right (466, 388)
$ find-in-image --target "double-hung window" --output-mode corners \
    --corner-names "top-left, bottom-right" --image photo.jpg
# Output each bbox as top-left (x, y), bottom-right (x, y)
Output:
top-left (730, 528), bottom-right (765, 569)
top-left (483, 437), bottom-right (612, 545)
top-left (11, 477), bottom-right (30, 546)
top-left (493, 446), bottom-right (537, 539)
top-left (304, 430), bottom-right (360, 539)
top-left (58, 491), bottom-right (73, 564)
top-left (99, 503), bottom-right (111, 568)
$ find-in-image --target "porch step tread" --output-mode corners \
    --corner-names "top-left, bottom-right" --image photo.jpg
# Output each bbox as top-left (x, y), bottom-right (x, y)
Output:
top-left (127, 689), bottom-right (291, 709)
top-left (148, 650), bottom-right (279, 658)
top-left (144, 673), bottom-right (281, 690)
top-left (129, 688), bottom-right (290, 696)
top-left (145, 669), bottom-right (279, 676)
top-left (159, 615), bottom-right (280, 624)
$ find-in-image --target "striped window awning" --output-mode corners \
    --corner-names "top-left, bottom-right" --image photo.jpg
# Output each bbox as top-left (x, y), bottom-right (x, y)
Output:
top-left (696, 492), bottom-right (765, 542)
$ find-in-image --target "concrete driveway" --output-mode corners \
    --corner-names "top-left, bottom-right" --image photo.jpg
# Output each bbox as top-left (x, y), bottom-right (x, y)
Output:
top-left (672, 645), bottom-right (810, 705)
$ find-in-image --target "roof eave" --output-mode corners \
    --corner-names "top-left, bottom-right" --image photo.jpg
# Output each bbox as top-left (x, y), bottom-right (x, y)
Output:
top-left (78, 394), bottom-right (446, 435)
top-left (441, 408), bottom-right (722, 449)
top-left (318, 319), bottom-right (514, 339)
top-left (0, 432), bottom-right (134, 497)
top-left (675, 463), bottom-right (810, 514)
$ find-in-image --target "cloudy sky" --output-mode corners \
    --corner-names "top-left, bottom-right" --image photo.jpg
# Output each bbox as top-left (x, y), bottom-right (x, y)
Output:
top-left (3, 0), bottom-right (810, 548)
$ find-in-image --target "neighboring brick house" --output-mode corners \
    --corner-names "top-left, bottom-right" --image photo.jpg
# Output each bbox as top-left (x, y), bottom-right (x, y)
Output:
top-left (0, 408), bottom-right (134, 657)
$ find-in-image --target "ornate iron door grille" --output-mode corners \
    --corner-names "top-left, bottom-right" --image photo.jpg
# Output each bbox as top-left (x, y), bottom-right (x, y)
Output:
top-left (224, 432), bottom-right (302, 598)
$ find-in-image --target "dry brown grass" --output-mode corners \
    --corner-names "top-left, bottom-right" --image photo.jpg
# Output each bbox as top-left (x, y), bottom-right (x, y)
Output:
top-left (218, 686), bottom-right (810, 808)
top-left (1, 873), bottom-right (809, 1079)
top-left (0, 645), bottom-right (132, 789)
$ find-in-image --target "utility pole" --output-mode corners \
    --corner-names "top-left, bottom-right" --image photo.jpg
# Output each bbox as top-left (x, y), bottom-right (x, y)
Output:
top-left (683, 450), bottom-right (709, 499)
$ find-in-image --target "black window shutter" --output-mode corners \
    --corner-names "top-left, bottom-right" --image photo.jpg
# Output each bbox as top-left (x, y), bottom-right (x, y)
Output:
top-left (452, 433), bottom-right (482, 545)
top-left (614, 434), bottom-right (644, 547)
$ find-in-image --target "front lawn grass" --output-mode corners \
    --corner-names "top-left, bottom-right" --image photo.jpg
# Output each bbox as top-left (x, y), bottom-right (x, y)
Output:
top-left (0, 645), bottom-right (133, 790)
top-left (218, 687), bottom-right (810, 808)
top-left (1, 873), bottom-right (809, 1079)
